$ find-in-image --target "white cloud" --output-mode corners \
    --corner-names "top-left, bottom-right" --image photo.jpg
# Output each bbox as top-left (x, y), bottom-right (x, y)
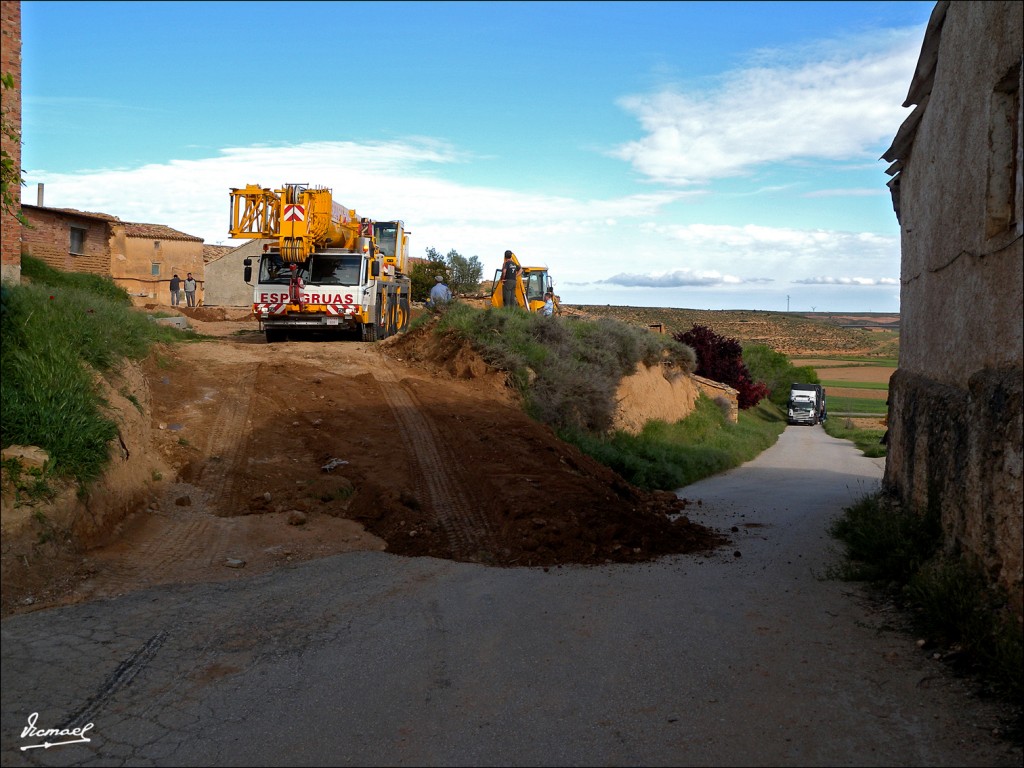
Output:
top-left (21, 135), bottom-right (900, 310)
top-left (793, 276), bottom-right (900, 286)
top-left (611, 29), bottom-right (922, 185)
top-left (599, 270), bottom-right (772, 288)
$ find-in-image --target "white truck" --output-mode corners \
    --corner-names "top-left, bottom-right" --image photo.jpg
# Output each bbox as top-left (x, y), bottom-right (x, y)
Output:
top-left (787, 383), bottom-right (826, 425)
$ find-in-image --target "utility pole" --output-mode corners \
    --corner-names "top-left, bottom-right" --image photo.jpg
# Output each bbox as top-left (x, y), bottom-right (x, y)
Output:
top-left (786, 295), bottom-right (790, 312)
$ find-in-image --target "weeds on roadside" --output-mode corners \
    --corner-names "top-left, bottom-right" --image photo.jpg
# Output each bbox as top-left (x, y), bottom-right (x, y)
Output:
top-left (829, 492), bottom-right (1023, 707)
top-left (565, 397), bottom-right (786, 490)
top-left (822, 418), bottom-right (887, 458)
top-left (1, 457), bottom-right (54, 504)
top-left (1, 256), bottom-right (193, 490)
top-left (828, 493), bottom-right (939, 584)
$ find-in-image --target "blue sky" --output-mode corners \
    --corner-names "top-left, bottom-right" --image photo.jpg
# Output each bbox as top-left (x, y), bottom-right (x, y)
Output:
top-left (19, 0), bottom-right (936, 311)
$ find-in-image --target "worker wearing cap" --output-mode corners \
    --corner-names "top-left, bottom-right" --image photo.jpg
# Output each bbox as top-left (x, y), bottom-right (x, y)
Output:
top-left (428, 274), bottom-right (452, 310)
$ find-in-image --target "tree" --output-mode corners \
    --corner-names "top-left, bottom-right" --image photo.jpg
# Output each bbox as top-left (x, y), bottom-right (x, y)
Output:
top-left (743, 344), bottom-right (821, 409)
top-left (674, 324), bottom-right (768, 409)
top-left (410, 251), bottom-right (449, 302)
top-left (417, 247), bottom-right (484, 298)
top-left (443, 249), bottom-right (483, 295)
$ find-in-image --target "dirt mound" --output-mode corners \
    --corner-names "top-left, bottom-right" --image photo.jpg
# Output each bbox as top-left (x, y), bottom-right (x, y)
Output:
top-left (1, 315), bottom-right (727, 616)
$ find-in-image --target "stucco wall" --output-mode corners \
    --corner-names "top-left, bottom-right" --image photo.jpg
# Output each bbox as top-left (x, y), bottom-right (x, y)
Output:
top-left (896, 2), bottom-right (1023, 383)
top-left (110, 228), bottom-right (205, 306)
top-left (884, 1), bottom-right (1023, 611)
top-left (203, 239), bottom-right (270, 307)
top-left (613, 365), bottom-right (738, 435)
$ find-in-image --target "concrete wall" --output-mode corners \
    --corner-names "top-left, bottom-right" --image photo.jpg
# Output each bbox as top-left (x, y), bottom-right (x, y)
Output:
top-left (203, 239), bottom-right (270, 306)
top-left (883, 1), bottom-right (1023, 611)
top-left (1, 0), bottom-right (21, 284)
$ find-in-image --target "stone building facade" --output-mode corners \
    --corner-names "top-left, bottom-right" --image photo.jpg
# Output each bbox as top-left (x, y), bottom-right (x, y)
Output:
top-left (20, 204), bottom-right (206, 306)
top-left (1, 0), bottom-right (21, 284)
top-left (882, 1), bottom-right (1023, 611)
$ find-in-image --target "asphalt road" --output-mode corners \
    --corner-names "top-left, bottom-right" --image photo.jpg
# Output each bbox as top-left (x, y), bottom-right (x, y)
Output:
top-left (2, 426), bottom-right (1019, 767)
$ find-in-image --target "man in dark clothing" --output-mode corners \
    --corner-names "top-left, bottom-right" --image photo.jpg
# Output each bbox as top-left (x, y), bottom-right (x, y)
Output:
top-left (169, 273), bottom-right (182, 306)
top-left (501, 250), bottom-right (520, 309)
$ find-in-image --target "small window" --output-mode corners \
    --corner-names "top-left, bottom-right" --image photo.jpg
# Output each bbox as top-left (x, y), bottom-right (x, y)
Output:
top-left (151, 263), bottom-right (161, 276)
top-left (69, 227), bottom-right (86, 256)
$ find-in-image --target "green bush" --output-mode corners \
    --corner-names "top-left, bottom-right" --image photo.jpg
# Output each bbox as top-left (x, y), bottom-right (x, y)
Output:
top-left (565, 397), bottom-right (785, 490)
top-left (743, 344), bottom-right (820, 408)
top-left (829, 493), bottom-right (940, 584)
top-left (433, 304), bottom-right (695, 435)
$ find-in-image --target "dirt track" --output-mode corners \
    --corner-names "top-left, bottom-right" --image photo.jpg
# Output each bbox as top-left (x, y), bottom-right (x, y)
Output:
top-left (1, 310), bottom-right (723, 615)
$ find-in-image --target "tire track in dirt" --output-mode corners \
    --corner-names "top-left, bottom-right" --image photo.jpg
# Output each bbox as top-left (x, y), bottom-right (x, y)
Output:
top-left (197, 363), bottom-right (261, 516)
top-left (74, 362), bottom-right (262, 599)
top-left (372, 356), bottom-right (497, 560)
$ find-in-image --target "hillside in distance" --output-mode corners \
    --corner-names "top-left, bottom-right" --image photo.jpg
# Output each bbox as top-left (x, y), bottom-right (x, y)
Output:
top-left (561, 305), bottom-right (900, 358)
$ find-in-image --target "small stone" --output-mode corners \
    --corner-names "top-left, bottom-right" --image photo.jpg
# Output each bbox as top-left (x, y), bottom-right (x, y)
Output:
top-left (286, 510), bottom-right (307, 526)
top-left (224, 558), bottom-right (246, 569)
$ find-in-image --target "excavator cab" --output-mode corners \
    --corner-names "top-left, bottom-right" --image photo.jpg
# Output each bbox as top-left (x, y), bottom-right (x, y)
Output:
top-left (490, 251), bottom-right (553, 312)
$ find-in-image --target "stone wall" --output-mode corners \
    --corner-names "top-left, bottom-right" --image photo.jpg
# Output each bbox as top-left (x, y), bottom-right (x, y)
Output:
top-left (882, 1), bottom-right (1023, 611)
top-left (886, 368), bottom-right (1022, 611)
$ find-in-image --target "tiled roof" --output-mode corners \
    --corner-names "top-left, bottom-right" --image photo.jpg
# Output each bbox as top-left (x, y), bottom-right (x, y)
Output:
top-left (20, 204), bottom-right (204, 241)
top-left (20, 204), bottom-right (121, 222)
top-left (123, 222), bottom-right (203, 242)
top-left (203, 244), bottom-right (233, 262)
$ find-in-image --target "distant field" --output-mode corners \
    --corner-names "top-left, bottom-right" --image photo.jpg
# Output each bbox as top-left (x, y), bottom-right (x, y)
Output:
top-left (565, 305), bottom-right (899, 358)
top-left (827, 396), bottom-right (889, 415)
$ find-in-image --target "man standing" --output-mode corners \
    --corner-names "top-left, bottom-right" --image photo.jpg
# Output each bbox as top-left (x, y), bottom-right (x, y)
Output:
top-left (501, 250), bottom-right (520, 309)
top-left (169, 273), bottom-right (182, 306)
top-left (184, 272), bottom-right (198, 307)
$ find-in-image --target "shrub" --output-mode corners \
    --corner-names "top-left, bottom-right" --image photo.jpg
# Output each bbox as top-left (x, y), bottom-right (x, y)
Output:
top-left (675, 325), bottom-right (767, 409)
top-left (433, 304), bottom-right (695, 435)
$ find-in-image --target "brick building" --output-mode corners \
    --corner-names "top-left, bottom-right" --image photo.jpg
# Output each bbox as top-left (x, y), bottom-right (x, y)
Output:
top-left (1, 0), bottom-right (21, 284)
top-left (21, 203), bottom-right (206, 305)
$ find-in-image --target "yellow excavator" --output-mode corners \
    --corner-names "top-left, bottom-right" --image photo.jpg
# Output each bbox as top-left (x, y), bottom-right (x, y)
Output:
top-left (490, 250), bottom-right (555, 313)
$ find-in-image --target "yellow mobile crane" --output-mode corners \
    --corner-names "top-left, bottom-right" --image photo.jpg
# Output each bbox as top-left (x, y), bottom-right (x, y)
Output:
top-left (490, 250), bottom-right (554, 313)
top-left (229, 183), bottom-right (411, 342)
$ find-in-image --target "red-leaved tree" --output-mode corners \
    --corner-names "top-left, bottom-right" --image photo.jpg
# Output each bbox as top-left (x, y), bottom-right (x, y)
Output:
top-left (674, 324), bottom-right (768, 409)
